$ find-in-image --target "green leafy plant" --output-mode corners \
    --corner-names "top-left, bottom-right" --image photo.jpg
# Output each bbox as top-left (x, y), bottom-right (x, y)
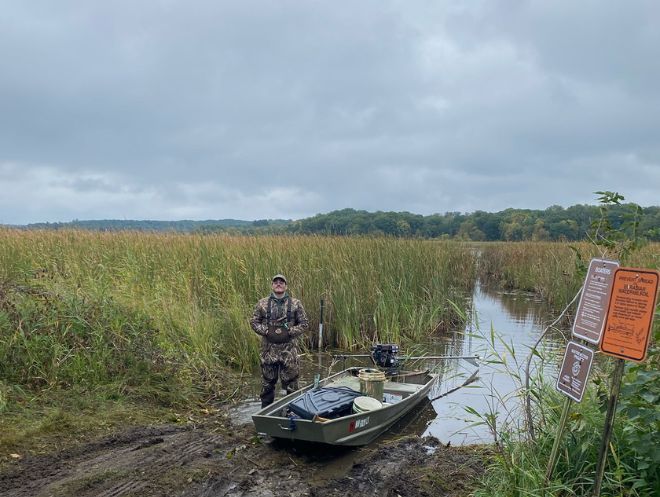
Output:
top-left (589, 190), bottom-right (647, 260)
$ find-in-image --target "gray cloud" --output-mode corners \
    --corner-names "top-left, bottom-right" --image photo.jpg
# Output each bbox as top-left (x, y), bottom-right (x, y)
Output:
top-left (0, 0), bottom-right (658, 224)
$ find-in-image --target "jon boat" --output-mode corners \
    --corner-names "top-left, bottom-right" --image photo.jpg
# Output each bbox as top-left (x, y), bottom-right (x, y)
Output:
top-left (252, 367), bottom-right (437, 446)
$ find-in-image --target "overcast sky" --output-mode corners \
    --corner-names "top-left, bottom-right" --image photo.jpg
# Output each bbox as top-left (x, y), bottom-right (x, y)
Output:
top-left (1, 1), bottom-right (659, 224)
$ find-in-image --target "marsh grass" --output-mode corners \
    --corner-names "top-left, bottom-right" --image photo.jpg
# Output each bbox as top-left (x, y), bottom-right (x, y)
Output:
top-left (0, 230), bottom-right (475, 413)
top-left (478, 241), bottom-right (659, 307)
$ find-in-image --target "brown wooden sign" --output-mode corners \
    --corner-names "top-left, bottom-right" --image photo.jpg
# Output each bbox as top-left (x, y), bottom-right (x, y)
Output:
top-left (572, 258), bottom-right (619, 344)
top-left (600, 268), bottom-right (660, 362)
top-left (556, 340), bottom-right (594, 402)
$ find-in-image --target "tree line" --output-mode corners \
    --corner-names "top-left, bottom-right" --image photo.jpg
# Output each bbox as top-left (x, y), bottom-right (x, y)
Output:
top-left (280, 204), bottom-right (660, 241)
top-left (15, 203), bottom-right (660, 241)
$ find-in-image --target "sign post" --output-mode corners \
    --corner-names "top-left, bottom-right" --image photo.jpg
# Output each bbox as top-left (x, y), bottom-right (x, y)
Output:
top-left (546, 341), bottom-right (596, 486)
top-left (592, 268), bottom-right (659, 496)
top-left (592, 358), bottom-right (625, 497)
top-left (546, 259), bottom-right (617, 489)
top-left (545, 396), bottom-right (572, 488)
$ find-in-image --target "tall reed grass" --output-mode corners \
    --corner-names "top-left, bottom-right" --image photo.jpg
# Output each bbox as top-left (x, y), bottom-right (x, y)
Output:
top-left (478, 241), bottom-right (659, 307)
top-left (0, 230), bottom-right (476, 406)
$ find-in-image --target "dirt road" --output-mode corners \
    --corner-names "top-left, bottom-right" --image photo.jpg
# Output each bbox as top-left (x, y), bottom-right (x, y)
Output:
top-left (0, 405), bottom-right (486, 497)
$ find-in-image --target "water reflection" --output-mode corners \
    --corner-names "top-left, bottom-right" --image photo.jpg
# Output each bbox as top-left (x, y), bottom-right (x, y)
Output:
top-left (478, 285), bottom-right (548, 326)
top-left (422, 281), bottom-right (568, 445)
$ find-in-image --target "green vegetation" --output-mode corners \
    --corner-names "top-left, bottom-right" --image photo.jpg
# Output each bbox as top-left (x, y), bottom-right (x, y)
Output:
top-left (471, 194), bottom-right (660, 497)
top-left (11, 202), bottom-right (660, 241)
top-left (471, 325), bottom-right (660, 497)
top-left (287, 204), bottom-right (660, 241)
top-left (0, 231), bottom-right (475, 452)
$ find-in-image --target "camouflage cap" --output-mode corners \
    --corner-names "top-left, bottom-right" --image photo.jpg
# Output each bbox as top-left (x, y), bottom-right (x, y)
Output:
top-left (272, 274), bottom-right (287, 284)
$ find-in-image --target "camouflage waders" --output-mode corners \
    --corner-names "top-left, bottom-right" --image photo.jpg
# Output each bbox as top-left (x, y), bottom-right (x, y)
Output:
top-left (250, 293), bottom-right (309, 407)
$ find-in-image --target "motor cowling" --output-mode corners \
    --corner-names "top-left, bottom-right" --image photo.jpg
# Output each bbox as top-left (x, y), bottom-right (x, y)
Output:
top-left (370, 343), bottom-right (400, 371)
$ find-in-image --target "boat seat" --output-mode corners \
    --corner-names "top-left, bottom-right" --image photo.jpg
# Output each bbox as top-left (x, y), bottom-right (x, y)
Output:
top-left (326, 377), bottom-right (421, 395)
top-left (383, 381), bottom-right (421, 394)
top-left (326, 377), bottom-right (361, 391)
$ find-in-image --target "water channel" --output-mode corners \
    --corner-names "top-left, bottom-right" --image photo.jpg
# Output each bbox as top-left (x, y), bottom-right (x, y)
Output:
top-left (234, 280), bottom-right (570, 446)
top-left (423, 281), bottom-right (568, 445)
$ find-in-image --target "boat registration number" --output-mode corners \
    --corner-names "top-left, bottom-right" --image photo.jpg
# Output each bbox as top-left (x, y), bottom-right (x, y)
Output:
top-left (349, 417), bottom-right (370, 433)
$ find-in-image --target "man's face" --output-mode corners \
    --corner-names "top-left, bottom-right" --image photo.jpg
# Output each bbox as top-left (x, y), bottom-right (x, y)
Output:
top-left (272, 278), bottom-right (287, 294)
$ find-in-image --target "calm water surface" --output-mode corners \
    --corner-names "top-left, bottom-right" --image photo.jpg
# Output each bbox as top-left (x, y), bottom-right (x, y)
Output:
top-left (422, 281), bottom-right (568, 444)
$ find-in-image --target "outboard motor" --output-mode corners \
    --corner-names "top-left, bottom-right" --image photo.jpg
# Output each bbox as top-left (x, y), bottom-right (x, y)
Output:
top-left (370, 343), bottom-right (400, 372)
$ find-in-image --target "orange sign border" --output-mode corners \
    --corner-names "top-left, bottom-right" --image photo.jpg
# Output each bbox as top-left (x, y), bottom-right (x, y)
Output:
top-left (600, 267), bottom-right (659, 362)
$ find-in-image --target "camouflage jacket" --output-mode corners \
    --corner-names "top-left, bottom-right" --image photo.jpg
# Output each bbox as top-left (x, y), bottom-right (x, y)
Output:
top-left (250, 294), bottom-right (309, 361)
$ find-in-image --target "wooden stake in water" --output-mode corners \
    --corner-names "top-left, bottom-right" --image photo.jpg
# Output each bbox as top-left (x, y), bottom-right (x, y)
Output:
top-left (592, 358), bottom-right (625, 497)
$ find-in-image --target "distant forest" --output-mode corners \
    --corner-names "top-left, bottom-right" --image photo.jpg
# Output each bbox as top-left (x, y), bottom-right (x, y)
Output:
top-left (16, 204), bottom-right (660, 241)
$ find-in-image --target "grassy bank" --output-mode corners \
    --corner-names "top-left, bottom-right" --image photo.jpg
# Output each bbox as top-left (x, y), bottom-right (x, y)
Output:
top-left (0, 230), bottom-right (476, 454)
top-left (471, 241), bottom-right (659, 496)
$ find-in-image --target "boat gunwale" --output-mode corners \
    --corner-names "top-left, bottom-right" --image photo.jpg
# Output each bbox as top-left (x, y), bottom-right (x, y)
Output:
top-left (255, 367), bottom-right (435, 420)
top-left (252, 367), bottom-right (437, 443)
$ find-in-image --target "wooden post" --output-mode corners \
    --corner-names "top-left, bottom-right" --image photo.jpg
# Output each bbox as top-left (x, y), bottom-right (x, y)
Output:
top-left (592, 358), bottom-right (625, 496)
top-left (544, 396), bottom-right (573, 489)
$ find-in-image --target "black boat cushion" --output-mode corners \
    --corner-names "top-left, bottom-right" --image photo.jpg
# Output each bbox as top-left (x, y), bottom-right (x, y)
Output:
top-left (288, 386), bottom-right (362, 420)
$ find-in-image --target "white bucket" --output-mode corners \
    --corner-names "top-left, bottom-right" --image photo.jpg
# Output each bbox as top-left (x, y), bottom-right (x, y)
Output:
top-left (352, 395), bottom-right (383, 413)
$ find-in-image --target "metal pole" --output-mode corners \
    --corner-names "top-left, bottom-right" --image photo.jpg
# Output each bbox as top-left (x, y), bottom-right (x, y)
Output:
top-left (331, 354), bottom-right (480, 360)
top-left (318, 298), bottom-right (324, 351)
top-left (404, 354), bottom-right (480, 361)
top-left (592, 358), bottom-right (625, 497)
top-left (315, 298), bottom-right (325, 385)
top-left (544, 396), bottom-right (573, 488)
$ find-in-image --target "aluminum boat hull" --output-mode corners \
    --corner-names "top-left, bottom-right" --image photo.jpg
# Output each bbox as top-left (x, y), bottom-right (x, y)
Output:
top-left (252, 367), bottom-right (437, 446)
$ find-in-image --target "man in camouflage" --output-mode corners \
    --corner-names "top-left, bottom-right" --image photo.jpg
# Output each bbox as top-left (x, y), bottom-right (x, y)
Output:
top-left (250, 274), bottom-right (309, 407)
